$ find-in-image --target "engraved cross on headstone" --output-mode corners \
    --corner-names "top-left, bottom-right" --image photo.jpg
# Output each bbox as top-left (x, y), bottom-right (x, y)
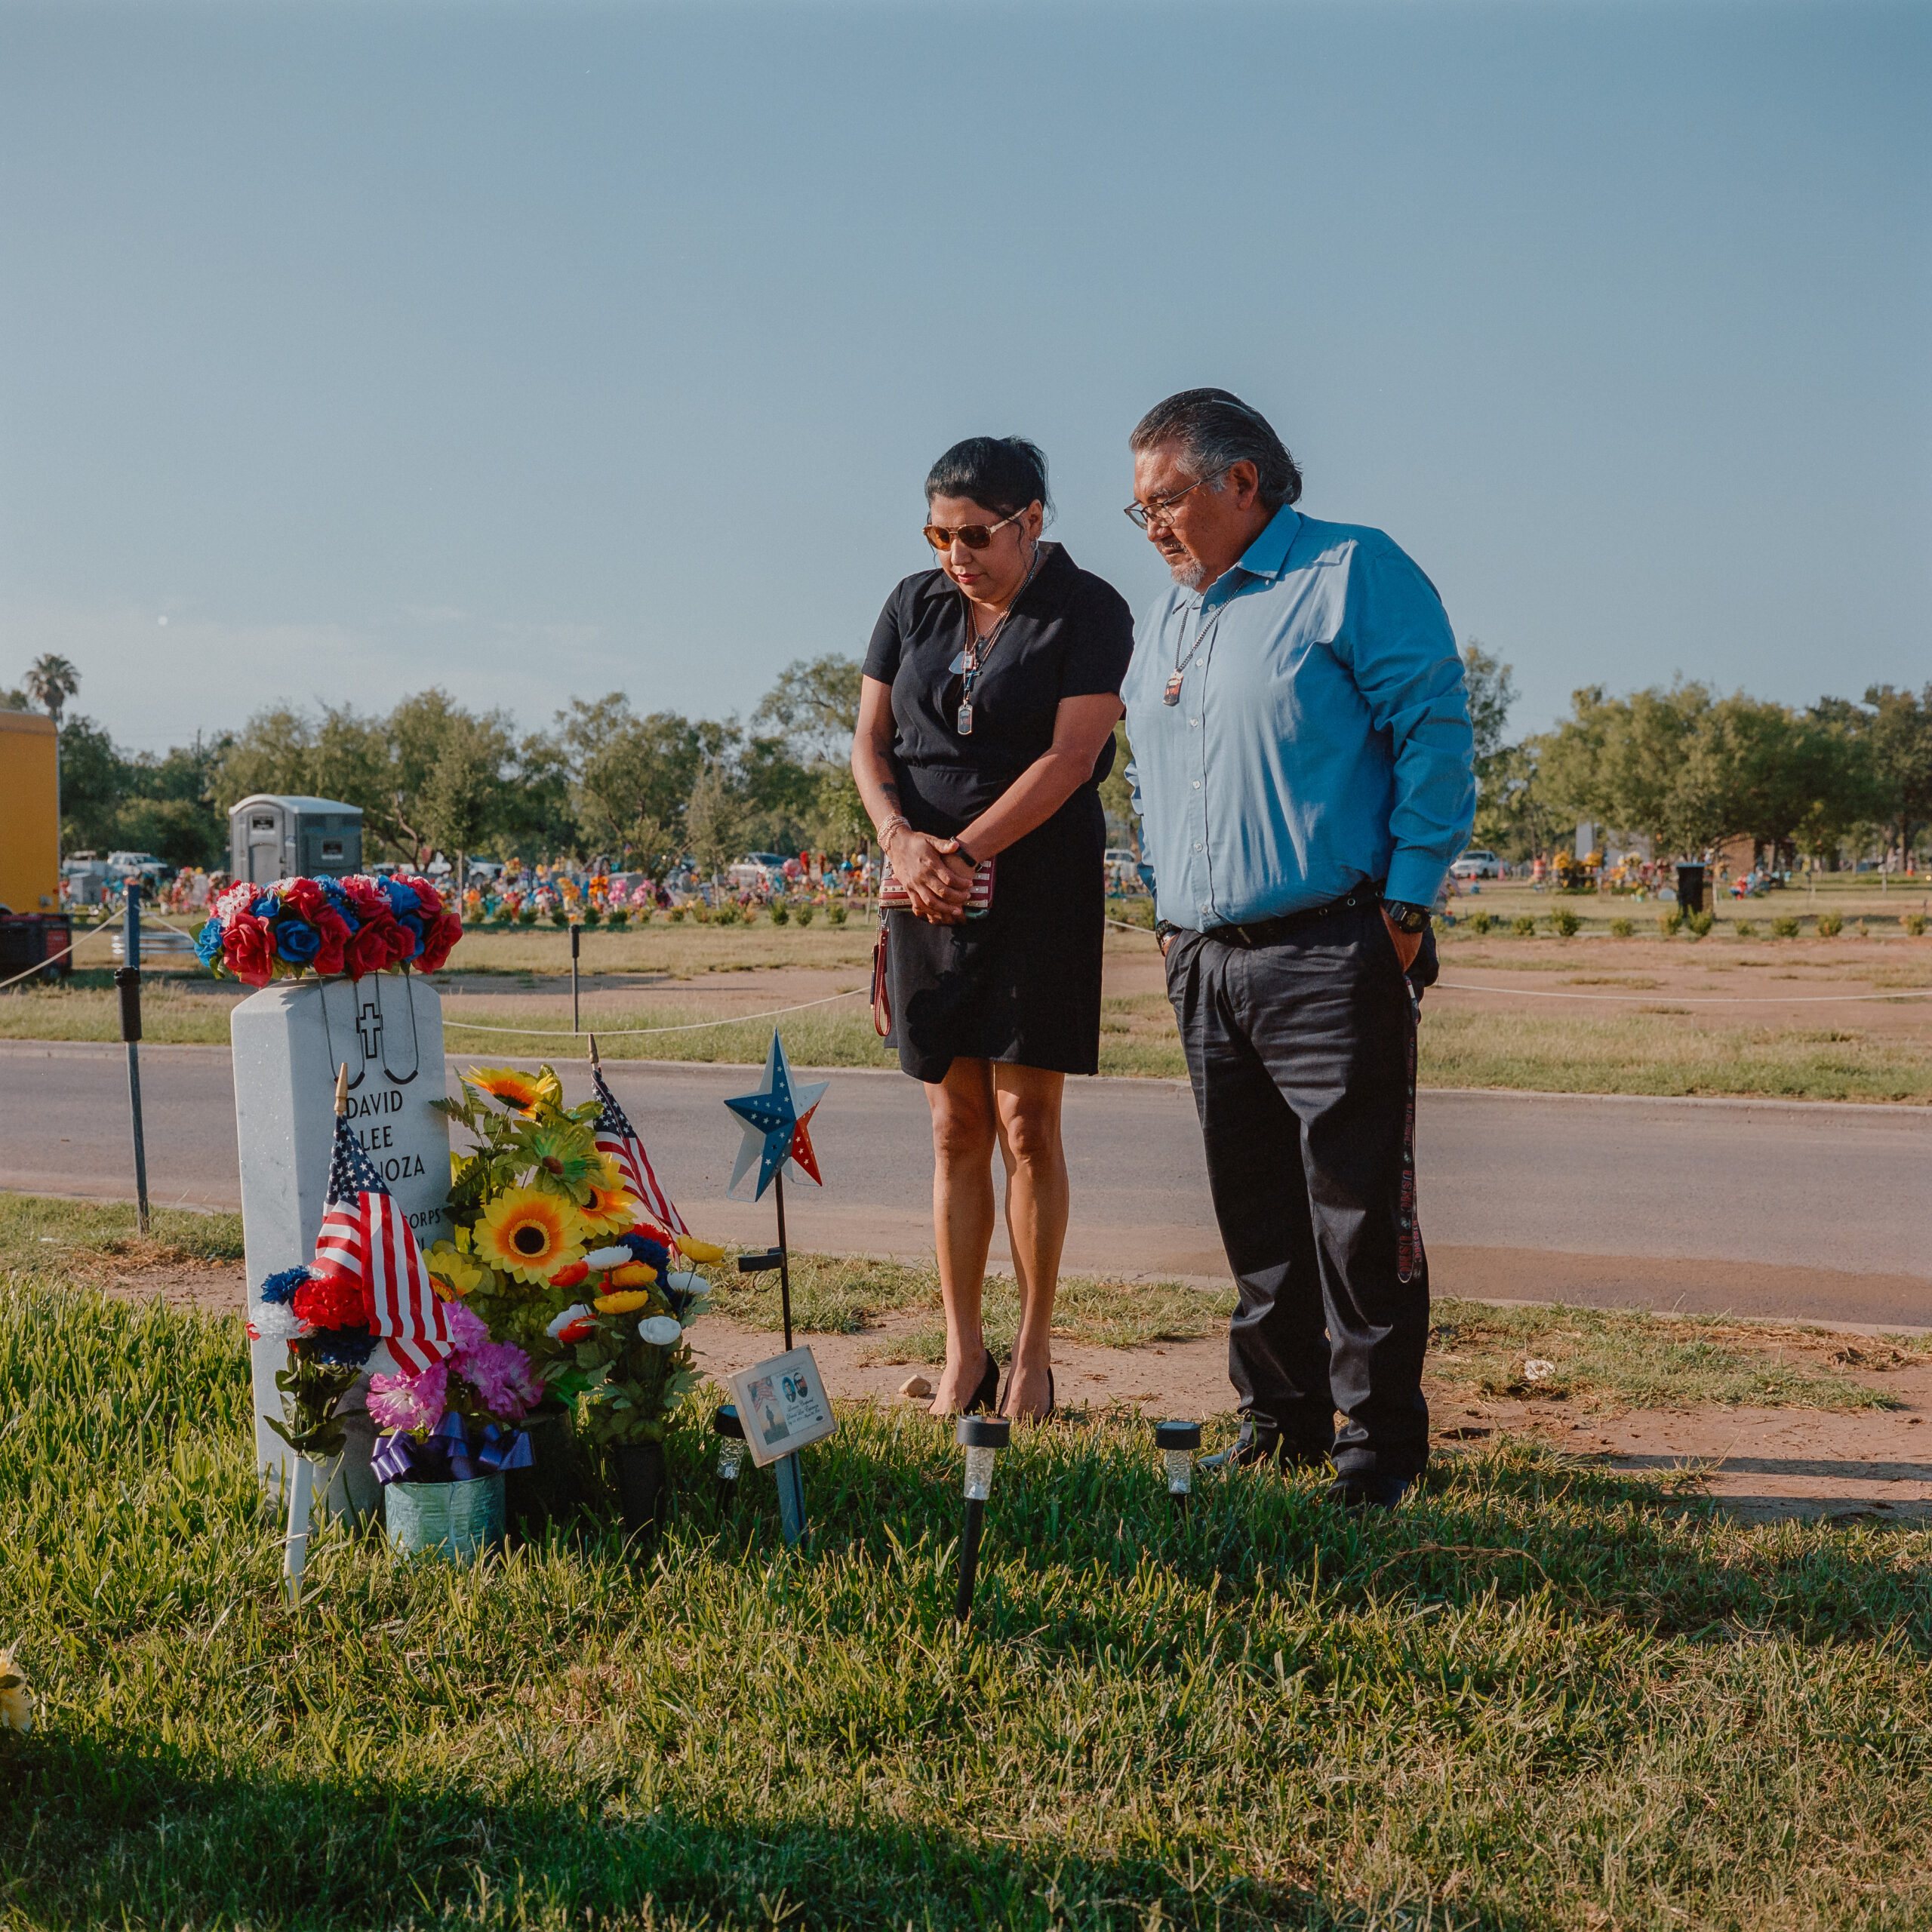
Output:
top-left (355, 996), bottom-right (383, 1064)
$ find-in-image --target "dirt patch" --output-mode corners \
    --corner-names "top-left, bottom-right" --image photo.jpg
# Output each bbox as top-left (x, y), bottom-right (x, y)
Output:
top-left (688, 1309), bottom-right (1932, 1522)
top-left (89, 1259), bottom-right (245, 1315)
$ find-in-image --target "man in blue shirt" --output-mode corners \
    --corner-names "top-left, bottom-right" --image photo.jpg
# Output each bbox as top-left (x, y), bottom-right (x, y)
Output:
top-left (1122, 389), bottom-right (1474, 1509)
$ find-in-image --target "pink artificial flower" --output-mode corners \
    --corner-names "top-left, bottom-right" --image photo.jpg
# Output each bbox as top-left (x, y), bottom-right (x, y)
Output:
top-left (367, 1360), bottom-right (450, 1435)
top-left (444, 1301), bottom-right (489, 1353)
top-left (458, 1341), bottom-right (544, 1424)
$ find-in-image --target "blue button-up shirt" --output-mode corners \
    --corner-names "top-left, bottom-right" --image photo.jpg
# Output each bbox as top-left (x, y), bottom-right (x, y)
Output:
top-left (1124, 505), bottom-right (1474, 931)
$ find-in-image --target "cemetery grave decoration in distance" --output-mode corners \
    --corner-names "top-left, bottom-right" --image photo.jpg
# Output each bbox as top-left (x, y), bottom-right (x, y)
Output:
top-left (430, 1052), bottom-right (726, 1535)
top-left (721, 1032), bottom-right (834, 1545)
top-left (195, 872), bottom-right (463, 987)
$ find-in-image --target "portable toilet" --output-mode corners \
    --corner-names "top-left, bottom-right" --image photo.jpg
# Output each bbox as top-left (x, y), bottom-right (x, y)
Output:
top-left (227, 795), bottom-right (363, 884)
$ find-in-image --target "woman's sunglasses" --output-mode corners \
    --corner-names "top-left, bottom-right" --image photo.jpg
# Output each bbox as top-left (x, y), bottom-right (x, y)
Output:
top-left (923, 508), bottom-right (1026, 552)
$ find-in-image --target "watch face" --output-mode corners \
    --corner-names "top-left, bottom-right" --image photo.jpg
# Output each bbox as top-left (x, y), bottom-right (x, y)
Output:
top-left (1391, 903), bottom-right (1430, 934)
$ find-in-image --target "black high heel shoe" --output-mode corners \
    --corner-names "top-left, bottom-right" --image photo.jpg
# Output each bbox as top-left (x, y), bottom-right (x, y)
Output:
top-left (938, 1349), bottom-right (998, 1418)
top-left (1000, 1364), bottom-right (1056, 1422)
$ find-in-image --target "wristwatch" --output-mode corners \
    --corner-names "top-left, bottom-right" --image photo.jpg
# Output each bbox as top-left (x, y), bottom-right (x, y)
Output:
top-left (1383, 899), bottom-right (1432, 936)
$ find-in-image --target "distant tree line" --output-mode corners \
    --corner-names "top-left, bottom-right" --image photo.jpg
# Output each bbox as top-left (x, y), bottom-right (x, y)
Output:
top-left (11, 644), bottom-right (1927, 876)
top-left (1464, 644), bottom-right (1932, 869)
top-left (4, 652), bottom-right (870, 877)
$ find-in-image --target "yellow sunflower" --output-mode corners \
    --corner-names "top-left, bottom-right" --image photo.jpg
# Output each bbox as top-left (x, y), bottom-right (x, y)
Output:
top-left (423, 1240), bottom-right (491, 1297)
top-left (463, 1064), bottom-right (564, 1118)
top-left (0, 1648), bottom-right (32, 1735)
top-left (475, 1186), bottom-right (585, 1285)
top-left (575, 1160), bottom-right (638, 1235)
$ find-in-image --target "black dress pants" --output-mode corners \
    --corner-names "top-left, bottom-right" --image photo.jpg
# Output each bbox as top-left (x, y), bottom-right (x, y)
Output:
top-left (1164, 900), bottom-right (1429, 1481)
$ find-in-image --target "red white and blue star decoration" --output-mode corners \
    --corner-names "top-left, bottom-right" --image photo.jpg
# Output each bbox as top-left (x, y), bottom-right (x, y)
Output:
top-left (724, 1032), bottom-right (827, 1201)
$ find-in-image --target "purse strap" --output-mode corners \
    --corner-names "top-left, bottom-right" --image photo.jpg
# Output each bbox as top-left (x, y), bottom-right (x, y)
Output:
top-left (870, 915), bottom-right (892, 1038)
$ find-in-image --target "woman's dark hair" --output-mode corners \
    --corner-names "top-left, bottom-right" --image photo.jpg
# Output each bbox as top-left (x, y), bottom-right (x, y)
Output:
top-left (924, 435), bottom-right (1052, 520)
top-left (1129, 389), bottom-right (1302, 510)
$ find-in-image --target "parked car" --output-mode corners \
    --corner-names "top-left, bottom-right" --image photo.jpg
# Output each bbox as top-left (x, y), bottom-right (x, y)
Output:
top-left (1451, 848), bottom-right (1502, 880)
top-left (1103, 847), bottom-right (1145, 892)
top-left (726, 853), bottom-right (790, 891)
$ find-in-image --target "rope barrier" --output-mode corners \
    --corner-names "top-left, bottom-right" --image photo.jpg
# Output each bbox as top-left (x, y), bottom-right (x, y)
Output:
top-left (1101, 911), bottom-right (1931, 1004)
top-left (0, 910), bottom-right (210, 995)
top-left (438, 986), bottom-right (867, 1039)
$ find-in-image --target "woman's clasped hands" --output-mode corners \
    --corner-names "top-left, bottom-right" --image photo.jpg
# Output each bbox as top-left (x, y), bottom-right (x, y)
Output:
top-left (883, 823), bottom-right (976, 923)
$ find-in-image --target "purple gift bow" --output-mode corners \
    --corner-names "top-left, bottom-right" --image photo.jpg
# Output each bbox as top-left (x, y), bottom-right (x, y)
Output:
top-left (372, 1412), bottom-right (532, 1484)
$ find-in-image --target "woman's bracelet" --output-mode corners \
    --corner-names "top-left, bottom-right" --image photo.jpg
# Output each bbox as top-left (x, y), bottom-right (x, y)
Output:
top-left (876, 814), bottom-right (909, 844)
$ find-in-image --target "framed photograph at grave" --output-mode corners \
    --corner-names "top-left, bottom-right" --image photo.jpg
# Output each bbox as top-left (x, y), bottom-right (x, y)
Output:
top-left (726, 1346), bottom-right (836, 1468)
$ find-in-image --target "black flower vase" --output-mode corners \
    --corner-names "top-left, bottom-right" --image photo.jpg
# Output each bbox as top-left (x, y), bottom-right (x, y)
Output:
top-left (614, 1439), bottom-right (669, 1541)
top-left (505, 1400), bottom-right (583, 1537)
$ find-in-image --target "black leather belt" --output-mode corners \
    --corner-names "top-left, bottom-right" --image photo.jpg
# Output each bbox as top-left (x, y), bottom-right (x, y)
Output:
top-left (1177, 882), bottom-right (1386, 950)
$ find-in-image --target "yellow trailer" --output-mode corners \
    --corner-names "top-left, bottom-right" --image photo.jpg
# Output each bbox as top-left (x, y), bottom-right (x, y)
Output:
top-left (0, 710), bottom-right (60, 912)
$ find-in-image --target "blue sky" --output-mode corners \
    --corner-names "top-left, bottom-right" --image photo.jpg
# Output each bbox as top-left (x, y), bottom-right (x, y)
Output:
top-left (2, 0), bottom-right (1926, 755)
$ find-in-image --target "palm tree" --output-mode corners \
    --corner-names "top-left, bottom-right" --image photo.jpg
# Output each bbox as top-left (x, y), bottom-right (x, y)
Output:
top-left (24, 655), bottom-right (79, 728)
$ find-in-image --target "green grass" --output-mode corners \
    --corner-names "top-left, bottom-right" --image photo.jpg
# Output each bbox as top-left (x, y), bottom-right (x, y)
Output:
top-left (4, 1277), bottom-right (1932, 1929)
top-left (0, 1190), bottom-right (246, 1270)
top-left (1417, 1004), bottom-right (1932, 1102)
top-left (1427, 1299), bottom-right (1921, 1414)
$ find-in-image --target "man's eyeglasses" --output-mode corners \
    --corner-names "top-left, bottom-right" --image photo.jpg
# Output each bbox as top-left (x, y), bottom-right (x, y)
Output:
top-left (924, 509), bottom-right (1026, 552)
top-left (1123, 466), bottom-right (1234, 531)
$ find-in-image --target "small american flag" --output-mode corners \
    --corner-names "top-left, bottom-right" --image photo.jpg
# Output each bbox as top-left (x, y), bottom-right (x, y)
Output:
top-left (591, 1062), bottom-right (688, 1236)
top-left (313, 1113), bottom-right (451, 1375)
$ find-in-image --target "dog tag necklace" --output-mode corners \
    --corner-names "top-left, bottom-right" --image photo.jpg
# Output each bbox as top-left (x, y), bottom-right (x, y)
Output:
top-left (1163, 599), bottom-right (1223, 706)
top-left (955, 545), bottom-right (1041, 735)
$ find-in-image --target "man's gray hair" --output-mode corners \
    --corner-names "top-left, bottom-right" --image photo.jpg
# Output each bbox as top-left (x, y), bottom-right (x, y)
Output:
top-left (1129, 389), bottom-right (1303, 511)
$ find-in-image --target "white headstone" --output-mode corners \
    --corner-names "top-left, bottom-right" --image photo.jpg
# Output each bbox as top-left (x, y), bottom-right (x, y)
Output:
top-left (232, 971), bottom-right (452, 1491)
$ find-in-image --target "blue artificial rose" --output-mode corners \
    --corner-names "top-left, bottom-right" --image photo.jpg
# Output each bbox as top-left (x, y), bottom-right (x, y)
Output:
top-left (193, 918), bottom-right (225, 968)
top-left (251, 893), bottom-right (278, 919)
top-left (319, 879), bottom-right (355, 926)
top-left (273, 917), bottom-right (321, 964)
top-left (620, 1232), bottom-right (671, 1272)
top-left (391, 912), bottom-right (425, 959)
top-left (259, 1265), bottom-right (312, 1305)
top-left (309, 1327), bottom-right (378, 1367)
top-left (382, 878), bottom-right (419, 916)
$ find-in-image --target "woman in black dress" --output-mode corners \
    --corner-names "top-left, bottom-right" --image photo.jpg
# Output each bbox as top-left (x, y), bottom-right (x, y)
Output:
top-left (851, 437), bottom-right (1133, 1420)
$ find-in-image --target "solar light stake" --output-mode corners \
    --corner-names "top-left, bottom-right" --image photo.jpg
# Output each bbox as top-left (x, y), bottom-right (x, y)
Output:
top-left (1155, 1420), bottom-right (1202, 1519)
top-left (954, 1415), bottom-right (1011, 1622)
top-left (712, 1403), bottom-right (746, 1509)
top-left (570, 920), bottom-right (581, 1033)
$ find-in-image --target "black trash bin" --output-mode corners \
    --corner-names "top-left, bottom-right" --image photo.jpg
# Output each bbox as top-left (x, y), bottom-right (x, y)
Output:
top-left (1675, 864), bottom-right (1706, 915)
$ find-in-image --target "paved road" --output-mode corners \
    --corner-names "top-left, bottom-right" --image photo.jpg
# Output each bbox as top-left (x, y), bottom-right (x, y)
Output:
top-left (4, 1040), bottom-right (1927, 1325)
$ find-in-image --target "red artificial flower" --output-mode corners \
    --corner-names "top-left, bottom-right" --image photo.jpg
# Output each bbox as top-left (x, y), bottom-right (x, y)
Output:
top-left (223, 912), bottom-right (279, 987)
top-left (399, 875), bottom-right (442, 915)
top-left (343, 920), bottom-right (395, 980)
top-left (377, 916), bottom-right (417, 968)
top-left (340, 875), bottom-right (391, 924)
top-left (310, 907), bottom-right (352, 977)
top-left (278, 877), bottom-right (326, 923)
top-left (552, 1259), bottom-right (589, 1290)
top-left (417, 910), bottom-right (463, 974)
top-left (291, 1269), bottom-right (373, 1331)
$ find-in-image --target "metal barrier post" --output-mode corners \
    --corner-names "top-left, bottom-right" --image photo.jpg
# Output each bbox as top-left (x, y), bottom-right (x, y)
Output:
top-left (115, 880), bottom-right (150, 1234)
